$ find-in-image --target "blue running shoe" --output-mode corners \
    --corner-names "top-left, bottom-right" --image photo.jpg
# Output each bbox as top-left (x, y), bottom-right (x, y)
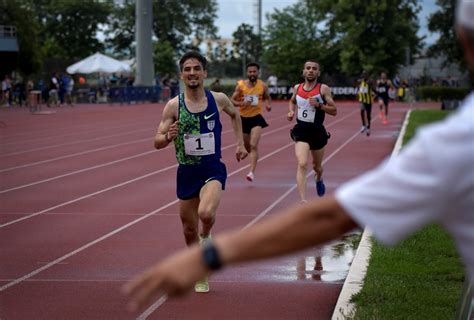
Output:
top-left (316, 179), bottom-right (326, 197)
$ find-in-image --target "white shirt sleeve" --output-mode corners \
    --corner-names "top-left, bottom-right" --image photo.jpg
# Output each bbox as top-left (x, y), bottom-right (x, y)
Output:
top-left (335, 94), bottom-right (474, 247)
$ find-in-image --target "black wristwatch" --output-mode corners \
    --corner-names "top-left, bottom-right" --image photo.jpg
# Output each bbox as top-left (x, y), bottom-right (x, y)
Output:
top-left (202, 240), bottom-right (223, 270)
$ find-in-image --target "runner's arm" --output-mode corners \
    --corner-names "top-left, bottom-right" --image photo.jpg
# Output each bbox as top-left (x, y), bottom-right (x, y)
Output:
top-left (215, 92), bottom-right (247, 161)
top-left (287, 84), bottom-right (298, 121)
top-left (154, 98), bottom-right (178, 149)
top-left (320, 84), bottom-right (337, 116)
top-left (230, 83), bottom-right (243, 107)
top-left (263, 83), bottom-right (272, 111)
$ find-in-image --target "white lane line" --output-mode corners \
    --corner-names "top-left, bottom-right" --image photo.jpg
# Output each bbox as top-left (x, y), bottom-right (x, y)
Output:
top-left (0, 112), bottom-right (284, 158)
top-left (0, 200), bottom-right (179, 292)
top-left (245, 124), bottom-right (363, 228)
top-left (0, 163), bottom-right (177, 228)
top-left (0, 111), bottom-right (361, 320)
top-left (0, 138), bottom-right (300, 291)
top-left (0, 125), bottom-right (277, 194)
top-left (0, 112), bottom-right (286, 185)
top-left (0, 111), bottom-right (358, 292)
top-left (136, 296), bottom-right (168, 320)
top-left (331, 112), bottom-right (408, 319)
top-left (0, 137), bottom-right (151, 173)
top-left (136, 118), bottom-right (362, 319)
top-left (0, 212), bottom-right (257, 217)
top-left (0, 150), bottom-right (156, 194)
top-left (0, 127), bottom-right (152, 157)
top-left (0, 110), bottom-right (356, 227)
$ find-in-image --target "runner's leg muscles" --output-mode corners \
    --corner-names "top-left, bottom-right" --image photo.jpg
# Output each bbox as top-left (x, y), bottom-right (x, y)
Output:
top-left (179, 198), bottom-right (200, 246)
top-left (295, 142), bottom-right (310, 201)
top-left (198, 180), bottom-right (222, 237)
top-left (311, 147), bottom-right (325, 181)
top-left (249, 126), bottom-right (262, 173)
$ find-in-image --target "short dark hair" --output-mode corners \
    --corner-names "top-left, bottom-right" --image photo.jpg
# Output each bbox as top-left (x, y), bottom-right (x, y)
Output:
top-left (179, 51), bottom-right (207, 71)
top-left (304, 60), bottom-right (320, 67)
top-left (246, 62), bottom-right (260, 70)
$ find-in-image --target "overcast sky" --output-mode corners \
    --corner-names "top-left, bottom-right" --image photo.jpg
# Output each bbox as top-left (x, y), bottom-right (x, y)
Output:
top-left (215, 0), bottom-right (440, 44)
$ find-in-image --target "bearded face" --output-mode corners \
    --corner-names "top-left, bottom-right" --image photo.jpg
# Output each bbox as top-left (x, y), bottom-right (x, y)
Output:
top-left (247, 66), bottom-right (259, 83)
top-left (180, 58), bottom-right (207, 90)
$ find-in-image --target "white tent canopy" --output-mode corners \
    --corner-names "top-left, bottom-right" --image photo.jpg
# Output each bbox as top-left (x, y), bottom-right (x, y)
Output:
top-left (66, 52), bottom-right (131, 74)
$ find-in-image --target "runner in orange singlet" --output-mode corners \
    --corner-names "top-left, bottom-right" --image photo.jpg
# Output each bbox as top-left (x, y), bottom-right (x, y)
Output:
top-left (231, 62), bottom-right (271, 182)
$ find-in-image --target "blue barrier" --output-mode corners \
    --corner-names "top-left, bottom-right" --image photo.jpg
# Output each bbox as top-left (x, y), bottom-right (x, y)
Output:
top-left (108, 85), bottom-right (166, 104)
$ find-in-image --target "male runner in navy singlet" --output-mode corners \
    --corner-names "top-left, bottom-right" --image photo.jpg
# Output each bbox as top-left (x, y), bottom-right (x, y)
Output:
top-left (152, 51), bottom-right (247, 293)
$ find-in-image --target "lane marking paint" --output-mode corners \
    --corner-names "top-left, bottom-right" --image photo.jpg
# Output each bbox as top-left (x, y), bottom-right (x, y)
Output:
top-left (0, 110), bottom-right (359, 298)
top-left (0, 137), bottom-right (151, 173)
top-left (0, 113), bottom-right (293, 192)
top-left (1, 110), bottom-right (356, 227)
top-left (0, 127), bottom-right (152, 157)
top-left (135, 120), bottom-right (362, 319)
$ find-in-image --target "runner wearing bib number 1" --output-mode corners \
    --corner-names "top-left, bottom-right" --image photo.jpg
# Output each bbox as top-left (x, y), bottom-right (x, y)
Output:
top-left (153, 51), bottom-right (248, 293)
top-left (288, 60), bottom-right (337, 202)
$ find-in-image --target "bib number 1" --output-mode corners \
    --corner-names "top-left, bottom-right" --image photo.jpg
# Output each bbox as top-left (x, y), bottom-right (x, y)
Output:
top-left (184, 133), bottom-right (216, 156)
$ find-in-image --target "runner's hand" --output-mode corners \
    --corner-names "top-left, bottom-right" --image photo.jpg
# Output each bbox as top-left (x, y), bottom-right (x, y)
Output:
top-left (287, 111), bottom-right (295, 121)
top-left (167, 121), bottom-right (179, 141)
top-left (236, 145), bottom-right (248, 161)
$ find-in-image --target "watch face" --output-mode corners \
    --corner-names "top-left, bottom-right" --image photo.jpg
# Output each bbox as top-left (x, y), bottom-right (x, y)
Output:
top-left (203, 241), bottom-right (222, 270)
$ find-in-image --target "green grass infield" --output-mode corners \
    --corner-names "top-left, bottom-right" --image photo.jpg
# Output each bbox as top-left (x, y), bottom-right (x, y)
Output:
top-left (351, 109), bottom-right (465, 319)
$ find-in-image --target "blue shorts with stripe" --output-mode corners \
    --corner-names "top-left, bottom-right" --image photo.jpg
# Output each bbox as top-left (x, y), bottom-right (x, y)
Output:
top-left (176, 161), bottom-right (227, 200)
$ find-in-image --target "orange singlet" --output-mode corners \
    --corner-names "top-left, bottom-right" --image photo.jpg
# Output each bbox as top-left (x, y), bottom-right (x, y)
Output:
top-left (237, 79), bottom-right (265, 118)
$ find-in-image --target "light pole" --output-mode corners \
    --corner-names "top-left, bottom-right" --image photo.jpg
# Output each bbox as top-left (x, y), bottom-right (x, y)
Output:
top-left (135, 0), bottom-right (155, 86)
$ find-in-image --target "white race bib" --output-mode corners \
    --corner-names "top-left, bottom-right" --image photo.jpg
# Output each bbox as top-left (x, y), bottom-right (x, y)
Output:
top-left (184, 133), bottom-right (215, 156)
top-left (296, 96), bottom-right (316, 123)
top-left (243, 94), bottom-right (259, 106)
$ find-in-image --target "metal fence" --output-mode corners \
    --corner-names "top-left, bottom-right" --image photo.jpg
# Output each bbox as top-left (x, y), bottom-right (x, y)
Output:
top-left (0, 25), bottom-right (16, 38)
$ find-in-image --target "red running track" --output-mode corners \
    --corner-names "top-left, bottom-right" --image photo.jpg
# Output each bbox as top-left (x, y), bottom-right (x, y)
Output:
top-left (0, 100), bottom-right (438, 319)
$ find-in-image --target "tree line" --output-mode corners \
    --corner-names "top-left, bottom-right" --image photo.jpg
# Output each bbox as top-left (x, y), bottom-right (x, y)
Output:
top-left (0, 0), bottom-right (464, 83)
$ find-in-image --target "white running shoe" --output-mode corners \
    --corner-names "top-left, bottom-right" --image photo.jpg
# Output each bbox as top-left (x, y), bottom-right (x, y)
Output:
top-left (246, 172), bottom-right (254, 182)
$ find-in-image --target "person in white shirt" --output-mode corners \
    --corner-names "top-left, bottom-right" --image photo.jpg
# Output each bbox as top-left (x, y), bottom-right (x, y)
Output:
top-left (124, 0), bottom-right (474, 311)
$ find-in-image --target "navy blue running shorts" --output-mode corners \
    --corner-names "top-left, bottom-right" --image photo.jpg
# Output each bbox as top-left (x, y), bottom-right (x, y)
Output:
top-left (176, 161), bottom-right (227, 200)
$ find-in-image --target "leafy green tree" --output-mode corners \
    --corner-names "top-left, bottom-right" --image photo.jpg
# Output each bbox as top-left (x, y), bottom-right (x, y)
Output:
top-left (154, 40), bottom-right (178, 77)
top-left (427, 0), bottom-right (465, 68)
top-left (0, 0), bottom-right (42, 75)
top-left (232, 23), bottom-right (262, 74)
top-left (49, 0), bottom-right (112, 60)
top-left (105, 0), bottom-right (135, 58)
top-left (262, 0), bottom-right (421, 81)
top-left (324, 0), bottom-right (422, 76)
top-left (107, 0), bottom-right (218, 56)
top-left (262, 3), bottom-right (338, 83)
top-left (25, 0), bottom-right (112, 62)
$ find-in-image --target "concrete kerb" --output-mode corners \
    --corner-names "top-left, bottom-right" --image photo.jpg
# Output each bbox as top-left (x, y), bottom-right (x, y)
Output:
top-left (331, 110), bottom-right (413, 319)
